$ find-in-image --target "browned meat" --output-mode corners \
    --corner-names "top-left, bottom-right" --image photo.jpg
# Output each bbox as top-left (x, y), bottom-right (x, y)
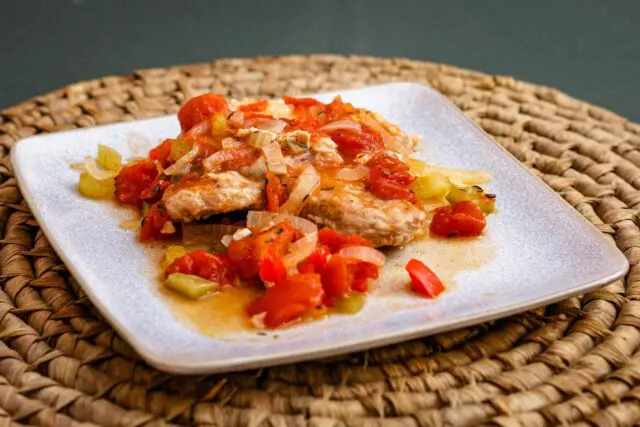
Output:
top-left (163, 171), bottom-right (264, 222)
top-left (300, 182), bottom-right (427, 247)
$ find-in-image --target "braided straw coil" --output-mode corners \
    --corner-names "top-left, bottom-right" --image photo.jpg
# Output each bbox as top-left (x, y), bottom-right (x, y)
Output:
top-left (0, 55), bottom-right (640, 426)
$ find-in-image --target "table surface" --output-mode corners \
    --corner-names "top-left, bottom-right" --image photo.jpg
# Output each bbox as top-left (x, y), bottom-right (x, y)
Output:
top-left (2, 0), bottom-right (639, 122)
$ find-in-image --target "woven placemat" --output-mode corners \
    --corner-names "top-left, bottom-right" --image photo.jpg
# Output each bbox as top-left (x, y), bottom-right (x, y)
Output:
top-left (0, 54), bottom-right (639, 427)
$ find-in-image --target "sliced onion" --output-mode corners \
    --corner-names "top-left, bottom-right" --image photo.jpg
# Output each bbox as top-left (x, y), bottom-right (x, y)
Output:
top-left (334, 165), bottom-right (369, 181)
top-left (222, 137), bottom-right (244, 149)
top-left (247, 130), bottom-right (276, 148)
top-left (84, 156), bottom-right (118, 180)
top-left (228, 111), bottom-right (245, 127)
top-left (221, 234), bottom-right (233, 247)
top-left (261, 141), bottom-right (287, 174)
top-left (247, 211), bottom-right (317, 235)
top-left (256, 119), bottom-right (287, 133)
top-left (247, 211), bottom-right (277, 229)
top-left (164, 145), bottom-right (199, 176)
top-left (161, 221), bottom-right (177, 234)
top-left (358, 113), bottom-right (411, 155)
top-left (279, 165), bottom-right (320, 215)
top-left (185, 118), bottom-right (211, 139)
top-left (339, 246), bottom-right (386, 267)
top-left (318, 120), bottom-right (362, 134)
top-left (183, 223), bottom-right (240, 246)
top-left (282, 232), bottom-right (318, 269)
top-left (232, 228), bottom-right (252, 241)
top-left (288, 216), bottom-right (318, 236)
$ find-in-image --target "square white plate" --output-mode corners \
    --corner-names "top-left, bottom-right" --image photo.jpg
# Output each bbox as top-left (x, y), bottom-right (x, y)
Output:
top-left (12, 83), bottom-right (628, 374)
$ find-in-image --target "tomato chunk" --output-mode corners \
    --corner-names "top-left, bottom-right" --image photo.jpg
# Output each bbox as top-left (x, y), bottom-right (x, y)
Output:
top-left (238, 100), bottom-right (268, 112)
top-left (298, 245), bottom-right (331, 274)
top-left (247, 273), bottom-right (324, 328)
top-left (140, 203), bottom-right (172, 241)
top-left (330, 125), bottom-right (384, 159)
top-left (282, 96), bottom-right (323, 107)
top-left (430, 201), bottom-right (486, 237)
top-left (259, 248), bottom-right (287, 284)
top-left (320, 254), bottom-right (351, 300)
top-left (265, 171), bottom-right (287, 212)
top-left (149, 139), bottom-right (173, 168)
top-left (115, 159), bottom-right (158, 208)
top-left (318, 228), bottom-right (373, 253)
top-left (367, 153), bottom-right (416, 203)
top-left (406, 258), bottom-right (444, 298)
top-left (166, 249), bottom-right (236, 285)
top-left (178, 93), bottom-right (229, 132)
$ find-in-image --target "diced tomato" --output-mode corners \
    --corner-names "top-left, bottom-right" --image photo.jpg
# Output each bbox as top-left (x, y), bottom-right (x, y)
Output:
top-left (259, 248), bottom-right (287, 284)
top-left (206, 147), bottom-right (261, 172)
top-left (178, 94), bottom-right (229, 132)
top-left (265, 171), bottom-right (286, 212)
top-left (282, 96), bottom-right (323, 107)
top-left (320, 254), bottom-right (351, 300)
top-left (228, 220), bottom-right (298, 280)
top-left (366, 153), bottom-right (417, 203)
top-left (430, 201), bottom-right (486, 237)
top-left (318, 228), bottom-right (373, 253)
top-left (149, 139), bottom-right (173, 168)
top-left (115, 159), bottom-right (158, 207)
top-left (166, 249), bottom-right (236, 285)
top-left (324, 96), bottom-right (356, 122)
top-left (247, 273), bottom-right (324, 328)
top-left (406, 258), bottom-right (444, 298)
top-left (140, 177), bottom-right (169, 203)
top-left (330, 125), bottom-right (384, 159)
top-left (351, 262), bottom-right (379, 292)
top-left (298, 245), bottom-right (331, 274)
top-left (140, 203), bottom-right (172, 241)
top-left (238, 100), bottom-right (268, 112)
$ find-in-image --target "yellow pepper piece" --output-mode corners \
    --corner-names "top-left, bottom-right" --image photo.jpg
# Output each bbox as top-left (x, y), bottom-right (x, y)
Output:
top-left (211, 113), bottom-right (230, 138)
top-left (97, 145), bottom-right (122, 172)
top-left (77, 172), bottom-right (115, 199)
top-left (169, 139), bottom-right (191, 162)
top-left (162, 245), bottom-right (188, 269)
top-left (412, 172), bottom-right (452, 201)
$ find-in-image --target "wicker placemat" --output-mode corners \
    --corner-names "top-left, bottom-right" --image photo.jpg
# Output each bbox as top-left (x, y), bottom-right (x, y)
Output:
top-left (0, 54), bottom-right (639, 426)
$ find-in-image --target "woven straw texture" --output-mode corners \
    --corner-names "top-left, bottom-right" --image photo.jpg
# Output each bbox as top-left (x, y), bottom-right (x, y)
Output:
top-left (1, 54), bottom-right (640, 427)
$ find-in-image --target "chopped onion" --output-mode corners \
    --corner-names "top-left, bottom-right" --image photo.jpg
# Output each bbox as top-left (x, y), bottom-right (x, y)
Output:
top-left (279, 165), bottom-right (320, 215)
top-left (250, 312), bottom-right (267, 329)
top-left (256, 119), bottom-right (287, 133)
top-left (161, 221), bottom-right (177, 234)
top-left (247, 130), bottom-right (276, 148)
top-left (282, 232), bottom-right (318, 269)
top-left (288, 216), bottom-right (317, 236)
top-left (185, 118), bottom-right (211, 139)
top-left (84, 156), bottom-right (118, 180)
top-left (339, 246), bottom-right (385, 267)
top-left (119, 219), bottom-right (141, 230)
top-left (222, 137), bottom-right (244, 149)
top-left (228, 111), bottom-right (245, 127)
top-left (247, 211), bottom-right (277, 229)
top-left (358, 113), bottom-right (411, 155)
top-left (247, 211), bottom-right (317, 235)
top-left (203, 149), bottom-right (236, 171)
top-left (318, 120), bottom-right (362, 134)
top-left (232, 228), bottom-right (252, 241)
top-left (261, 141), bottom-right (287, 174)
top-left (164, 145), bottom-right (199, 176)
top-left (221, 234), bottom-right (233, 247)
top-left (334, 165), bottom-right (369, 181)
top-left (183, 223), bottom-right (240, 247)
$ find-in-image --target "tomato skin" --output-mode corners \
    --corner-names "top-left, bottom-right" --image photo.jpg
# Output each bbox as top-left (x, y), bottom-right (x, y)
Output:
top-left (178, 94), bottom-right (229, 131)
top-left (149, 139), bottom-right (173, 168)
top-left (166, 250), bottom-right (236, 285)
top-left (259, 248), bottom-right (287, 284)
top-left (228, 220), bottom-right (298, 280)
top-left (366, 153), bottom-right (417, 203)
top-left (406, 258), bottom-right (444, 298)
top-left (115, 160), bottom-right (158, 208)
top-left (298, 245), bottom-right (331, 274)
top-left (430, 201), bottom-right (486, 237)
top-left (265, 171), bottom-right (286, 212)
top-left (318, 228), bottom-right (373, 253)
top-left (140, 203), bottom-right (171, 241)
top-left (330, 125), bottom-right (384, 159)
top-left (238, 100), bottom-right (268, 112)
top-left (282, 96), bottom-right (323, 107)
top-left (247, 273), bottom-right (324, 328)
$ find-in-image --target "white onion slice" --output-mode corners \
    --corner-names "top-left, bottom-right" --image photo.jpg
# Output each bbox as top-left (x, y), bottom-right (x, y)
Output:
top-left (282, 232), bottom-right (318, 269)
top-left (280, 166), bottom-right (320, 215)
top-left (317, 120), bottom-right (362, 134)
top-left (164, 146), bottom-right (199, 176)
top-left (288, 216), bottom-right (318, 236)
top-left (334, 165), bottom-right (369, 181)
top-left (185, 118), bottom-right (211, 139)
top-left (182, 223), bottom-right (240, 247)
top-left (256, 119), bottom-right (287, 133)
top-left (247, 211), bottom-right (277, 229)
top-left (232, 228), bottom-right (253, 241)
top-left (358, 113), bottom-right (411, 155)
top-left (202, 149), bottom-right (242, 171)
top-left (261, 141), bottom-right (287, 174)
top-left (246, 211), bottom-right (317, 235)
top-left (84, 156), bottom-right (118, 180)
top-left (221, 234), bottom-right (233, 247)
top-left (339, 246), bottom-right (386, 267)
top-left (228, 111), bottom-right (245, 127)
top-left (222, 138), bottom-right (244, 149)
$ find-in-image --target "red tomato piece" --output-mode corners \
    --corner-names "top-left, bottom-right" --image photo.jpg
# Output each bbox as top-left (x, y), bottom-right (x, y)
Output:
top-left (247, 273), bottom-right (324, 328)
top-left (366, 153), bottom-right (417, 203)
top-left (282, 96), bottom-right (323, 107)
top-left (324, 96), bottom-right (356, 122)
top-left (318, 228), bottom-right (373, 253)
top-left (259, 248), bottom-right (287, 284)
top-left (149, 139), bottom-right (173, 168)
top-left (140, 177), bottom-right (170, 203)
top-left (166, 250), bottom-right (236, 285)
top-left (238, 100), bottom-right (268, 112)
top-left (351, 262), bottom-right (379, 292)
top-left (206, 147), bottom-right (261, 172)
top-left (178, 93), bottom-right (229, 132)
top-left (320, 254), bottom-right (351, 301)
top-left (430, 201), bottom-right (486, 237)
top-left (406, 258), bottom-right (444, 298)
top-left (265, 171), bottom-right (286, 212)
top-left (298, 245), bottom-right (331, 274)
top-left (140, 203), bottom-right (171, 241)
top-left (115, 159), bottom-right (158, 208)
top-left (330, 125), bottom-right (384, 159)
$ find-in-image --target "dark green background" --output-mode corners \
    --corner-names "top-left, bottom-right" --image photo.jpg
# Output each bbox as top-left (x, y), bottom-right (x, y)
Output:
top-left (2, 0), bottom-right (639, 121)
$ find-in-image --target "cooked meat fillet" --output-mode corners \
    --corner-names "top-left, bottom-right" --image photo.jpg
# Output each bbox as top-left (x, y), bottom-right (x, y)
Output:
top-left (163, 171), bottom-right (264, 222)
top-left (300, 182), bottom-right (427, 247)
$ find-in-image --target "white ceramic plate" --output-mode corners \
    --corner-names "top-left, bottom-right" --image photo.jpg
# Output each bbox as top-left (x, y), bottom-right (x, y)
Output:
top-left (11, 83), bottom-right (628, 374)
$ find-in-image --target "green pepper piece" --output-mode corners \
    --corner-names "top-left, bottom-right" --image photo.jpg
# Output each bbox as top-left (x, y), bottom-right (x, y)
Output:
top-left (166, 273), bottom-right (218, 299)
top-left (335, 293), bottom-right (366, 314)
